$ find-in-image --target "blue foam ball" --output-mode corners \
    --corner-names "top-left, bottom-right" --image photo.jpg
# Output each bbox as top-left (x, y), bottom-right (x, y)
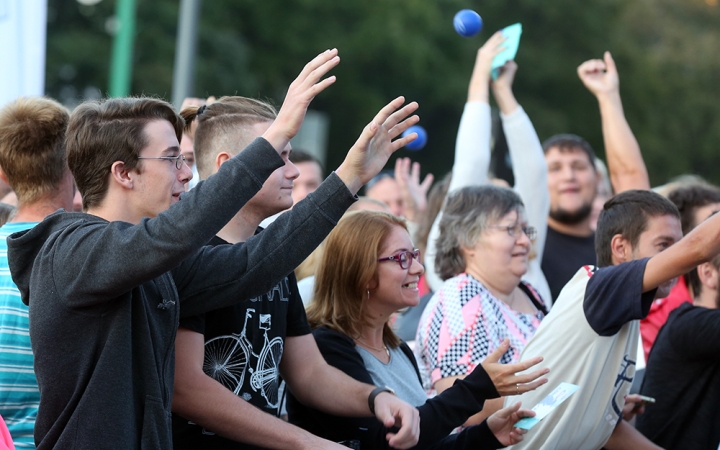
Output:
top-left (453, 10), bottom-right (482, 37)
top-left (402, 125), bottom-right (427, 151)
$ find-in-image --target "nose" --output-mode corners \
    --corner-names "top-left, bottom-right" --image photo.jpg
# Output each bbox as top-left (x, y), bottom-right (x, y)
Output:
top-left (410, 256), bottom-right (425, 276)
top-left (560, 164), bottom-right (576, 181)
top-left (179, 159), bottom-right (193, 184)
top-left (287, 160), bottom-right (300, 180)
top-left (517, 229), bottom-right (531, 247)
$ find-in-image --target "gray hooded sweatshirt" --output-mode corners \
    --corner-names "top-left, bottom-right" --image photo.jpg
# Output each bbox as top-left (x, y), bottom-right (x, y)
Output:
top-left (7, 138), bottom-right (355, 449)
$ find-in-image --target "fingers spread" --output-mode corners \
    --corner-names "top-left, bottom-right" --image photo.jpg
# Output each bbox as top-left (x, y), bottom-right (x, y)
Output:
top-left (516, 366), bottom-right (550, 384)
top-left (373, 96), bottom-right (406, 126)
top-left (518, 377), bottom-right (549, 394)
top-left (485, 339), bottom-right (511, 363)
top-left (388, 114), bottom-right (420, 143)
top-left (420, 173), bottom-right (434, 191)
top-left (384, 101), bottom-right (419, 132)
top-left (391, 130), bottom-right (418, 151)
top-left (299, 49), bottom-right (339, 80)
top-left (510, 355), bottom-right (544, 373)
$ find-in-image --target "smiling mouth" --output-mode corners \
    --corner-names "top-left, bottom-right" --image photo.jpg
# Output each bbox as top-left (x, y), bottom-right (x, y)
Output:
top-left (402, 282), bottom-right (418, 289)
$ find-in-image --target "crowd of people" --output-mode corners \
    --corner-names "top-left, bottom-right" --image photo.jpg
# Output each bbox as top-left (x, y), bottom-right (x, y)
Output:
top-left (0, 31), bottom-right (718, 450)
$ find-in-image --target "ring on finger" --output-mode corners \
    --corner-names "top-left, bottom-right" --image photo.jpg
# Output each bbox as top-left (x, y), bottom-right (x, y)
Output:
top-left (516, 383), bottom-right (519, 395)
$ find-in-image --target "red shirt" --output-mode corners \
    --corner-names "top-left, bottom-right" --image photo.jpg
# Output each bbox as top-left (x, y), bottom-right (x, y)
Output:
top-left (640, 276), bottom-right (692, 361)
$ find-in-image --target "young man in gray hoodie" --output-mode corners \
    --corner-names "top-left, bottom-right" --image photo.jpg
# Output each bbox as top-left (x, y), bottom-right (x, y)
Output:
top-left (8, 50), bottom-right (422, 449)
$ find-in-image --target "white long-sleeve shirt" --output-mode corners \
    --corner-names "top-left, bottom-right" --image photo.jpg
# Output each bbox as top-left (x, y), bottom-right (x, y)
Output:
top-left (424, 101), bottom-right (552, 305)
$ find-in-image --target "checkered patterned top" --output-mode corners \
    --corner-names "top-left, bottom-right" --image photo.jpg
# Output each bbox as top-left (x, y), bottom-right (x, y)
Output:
top-left (415, 273), bottom-right (545, 390)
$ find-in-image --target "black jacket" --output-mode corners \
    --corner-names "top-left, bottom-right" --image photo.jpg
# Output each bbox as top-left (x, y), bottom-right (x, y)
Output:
top-left (287, 326), bottom-right (504, 450)
top-left (7, 138), bottom-right (355, 449)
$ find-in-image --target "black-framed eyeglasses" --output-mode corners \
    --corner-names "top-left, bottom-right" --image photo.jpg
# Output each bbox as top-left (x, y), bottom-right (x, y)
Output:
top-left (137, 154), bottom-right (187, 170)
top-left (378, 249), bottom-right (421, 270)
top-left (486, 224), bottom-right (537, 240)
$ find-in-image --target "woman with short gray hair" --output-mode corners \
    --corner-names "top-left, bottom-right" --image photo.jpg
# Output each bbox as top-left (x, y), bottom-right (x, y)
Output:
top-left (416, 185), bottom-right (548, 427)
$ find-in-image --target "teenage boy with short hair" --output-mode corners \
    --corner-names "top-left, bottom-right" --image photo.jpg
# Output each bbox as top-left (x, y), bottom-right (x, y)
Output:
top-left (172, 96), bottom-right (412, 449)
top-left (8, 51), bottom-right (422, 449)
top-left (506, 189), bottom-right (720, 449)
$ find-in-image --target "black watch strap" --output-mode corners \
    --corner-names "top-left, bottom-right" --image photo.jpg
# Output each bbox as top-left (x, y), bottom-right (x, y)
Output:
top-left (368, 386), bottom-right (396, 415)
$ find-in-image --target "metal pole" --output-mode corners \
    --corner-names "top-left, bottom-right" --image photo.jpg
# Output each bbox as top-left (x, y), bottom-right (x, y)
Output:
top-left (171, 0), bottom-right (202, 110)
top-left (108, 0), bottom-right (137, 97)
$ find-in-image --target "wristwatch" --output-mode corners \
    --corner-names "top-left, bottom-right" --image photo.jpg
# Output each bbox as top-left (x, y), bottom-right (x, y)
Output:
top-left (368, 386), bottom-right (396, 415)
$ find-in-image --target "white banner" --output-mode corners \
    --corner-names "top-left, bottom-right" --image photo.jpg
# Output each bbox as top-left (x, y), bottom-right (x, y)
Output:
top-left (0, 0), bottom-right (47, 108)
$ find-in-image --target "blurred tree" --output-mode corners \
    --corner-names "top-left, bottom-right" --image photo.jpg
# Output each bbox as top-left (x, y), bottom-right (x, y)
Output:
top-left (45, 0), bottom-right (720, 186)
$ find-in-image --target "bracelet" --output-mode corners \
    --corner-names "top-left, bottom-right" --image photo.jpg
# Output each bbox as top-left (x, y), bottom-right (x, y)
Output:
top-left (368, 386), bottom-right (396, 416)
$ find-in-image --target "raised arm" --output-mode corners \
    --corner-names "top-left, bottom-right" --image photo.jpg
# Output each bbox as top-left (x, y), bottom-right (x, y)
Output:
top-left (175, 98), bottom-right (420, 316)
top-left (644, 211), bottom-right (720, 293)
top-left (394, 157), bottom-right (433, 224)
top-left (492, 61), bottom-right (551, 303)
top-left (16, 50), bottom-right (341, 306)
top-left (578, 52), bottom-right (650, 193)
top-left (425, 33), bottom-right (505, 291)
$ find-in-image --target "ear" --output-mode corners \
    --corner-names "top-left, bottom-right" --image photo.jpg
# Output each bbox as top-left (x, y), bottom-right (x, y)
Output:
top-left (0, 168), bottom-right (9, 184)
top-left (366, 277), bottom-right (379, 291)
top-left (697, 262), bottom-right (719, 291)
top-left (215, 152), bottom-right (233, 172)
top-left (109, 161), bottom-right (135, 191)
top-left (609, 234), bottom-right (633, 264)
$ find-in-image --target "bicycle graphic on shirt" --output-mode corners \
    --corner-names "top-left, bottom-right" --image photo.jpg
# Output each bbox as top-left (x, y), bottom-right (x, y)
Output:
top-left (203, 308), bottom-right (283, 409)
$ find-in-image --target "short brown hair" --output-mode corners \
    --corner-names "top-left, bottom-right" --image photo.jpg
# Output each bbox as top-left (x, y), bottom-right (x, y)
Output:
top-left (542, 134), bottom-right (597, 170)
top-left (595, 190), bottom-right (680, 267)
top-left (67, 97), bottom-right (183, 210)
top-left (0, 97), bottom-right (69, 204)
top-left (181, 96), bottom-right (277, 180)
top-left (306, 211), bottom-right (407, 349)
top-left (667, 183), bottom-right (720, 235)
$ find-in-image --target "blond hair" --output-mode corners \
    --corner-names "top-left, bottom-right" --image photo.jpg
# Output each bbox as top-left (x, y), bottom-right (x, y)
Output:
top-left (181, 96), bottom-right (277, 180)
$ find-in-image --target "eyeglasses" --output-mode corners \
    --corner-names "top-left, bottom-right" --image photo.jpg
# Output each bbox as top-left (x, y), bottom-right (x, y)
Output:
top-left (378, 249), bottom-right (421, 270)
top-left (137, 154), bottom-right (187, 170)
top-left (486, 224), bottom-right (537, 240)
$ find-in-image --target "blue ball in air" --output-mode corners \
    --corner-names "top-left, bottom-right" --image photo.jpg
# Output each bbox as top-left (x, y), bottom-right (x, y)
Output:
top-left (402, 125), bottom-right (427, 151)
top-left (453, 10), bottom-right (482, 37)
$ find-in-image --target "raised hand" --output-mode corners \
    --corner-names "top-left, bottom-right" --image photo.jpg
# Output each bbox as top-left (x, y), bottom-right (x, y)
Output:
top-left (491, 60), bottom-right (520, 115)
top-left (481, 339), bottom-right (549, 396)
top-left (263, 49), bottom-right (340, 151)
top-left (486, 402), bottom-right (534, 446)
top-left (336, 97), bottom-right (420, 194)
top-left (468, 31), bottom-right (507, 103)
top-left (373, 392), bottom-right (420, 449)
top-left (492, 60), bottom-right (518, 92)
top-left (394, 157), bottom-right (433, 222)
top-left (577, 51), bottom-right (620, 98)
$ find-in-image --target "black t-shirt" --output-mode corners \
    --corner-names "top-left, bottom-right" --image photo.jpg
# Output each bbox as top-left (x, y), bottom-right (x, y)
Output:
top-left (172, 235), bottom-right (311, 450)
top-left (636, 303), bottom-right (720, 449)
top-left (541, 226), bottom-right (596, 301)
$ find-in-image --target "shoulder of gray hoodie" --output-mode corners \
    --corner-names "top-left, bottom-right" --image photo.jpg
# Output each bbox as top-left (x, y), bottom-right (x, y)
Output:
top-left (7, 137), bottom-right (356, 316)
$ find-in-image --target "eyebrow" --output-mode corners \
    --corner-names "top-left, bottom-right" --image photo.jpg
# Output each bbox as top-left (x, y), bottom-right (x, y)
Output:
top-left (161, 146), bottom-right (181, 156)
top-left (654, 235), bottom-right (677, 244)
